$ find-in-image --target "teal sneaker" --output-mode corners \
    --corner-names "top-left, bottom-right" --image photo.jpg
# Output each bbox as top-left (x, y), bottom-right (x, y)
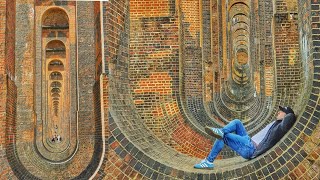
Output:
top-left (194, 159), bottom-right (214, 169)
top-left (205, 126), bottom-right (224, 139)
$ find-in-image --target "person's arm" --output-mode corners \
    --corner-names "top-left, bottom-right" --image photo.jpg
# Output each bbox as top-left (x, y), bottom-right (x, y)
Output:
top-left (279, 113), bottom-right (296, 132)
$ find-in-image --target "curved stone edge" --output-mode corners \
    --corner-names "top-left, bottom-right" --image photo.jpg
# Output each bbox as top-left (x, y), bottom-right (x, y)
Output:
top-left (0, 1), bottom-right (103, 179)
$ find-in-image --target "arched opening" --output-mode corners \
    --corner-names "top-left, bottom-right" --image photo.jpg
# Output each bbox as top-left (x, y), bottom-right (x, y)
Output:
top-left (50, 81), bottom-right (62, 88)
top-left (46, 40), bottom-right (66, 53)
top-left (42, 8), bottom-right (69, 39)
top-left (50, 72), bottom-right (63, 80)
top-left (48, 60), bottom-right (64, 71)
top-left (236, 49), bottom-right (248, 65)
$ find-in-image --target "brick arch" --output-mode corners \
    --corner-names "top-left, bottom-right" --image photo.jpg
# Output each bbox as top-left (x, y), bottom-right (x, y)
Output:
top-left (45, 39), bottom-right (66, 51)
top-left (228, 1), bottom-right (250, 9)
top-left (51, 87), bottom-right (61, 93)
top-left (42, 7), bottom-right (69, 27)
top-left (50, 71), bottom-right (63, 80)
top-left (231, 13), bottom-right (249, 24)
top-left (48, 59), bottom-right (64, 71)
top-left (236, 49), bottom-right (249, 65)
top-left (3, 2), bottom-right (101, 179)
top-left (50, 81), bottom-right (62, 87)
top-left (231, 23), bottom-right (250, 32)
top-left (95, 1), bottom-right (319, 179)
top-left (233, 34), bottom-right (248, 42)
top-left (235, 44), bottom-right (248, 52)
top-left (228, 2), bottom-right (250, 17)
top-left (1, 0), bottom-right (319, 179)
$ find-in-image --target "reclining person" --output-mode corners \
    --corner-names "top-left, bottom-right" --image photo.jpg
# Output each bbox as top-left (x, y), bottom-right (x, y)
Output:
top-left (194, 106), bottom-right (296, 169)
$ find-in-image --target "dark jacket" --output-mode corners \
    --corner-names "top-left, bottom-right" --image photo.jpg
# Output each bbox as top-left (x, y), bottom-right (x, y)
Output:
top-left (251, 113), bottom-right (296, 158)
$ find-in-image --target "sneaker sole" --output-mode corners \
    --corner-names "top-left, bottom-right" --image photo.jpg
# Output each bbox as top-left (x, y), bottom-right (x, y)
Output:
top-left (205, 126), bottom-right (223, 139)
top-left (194, 166), bottom-right (214, 170)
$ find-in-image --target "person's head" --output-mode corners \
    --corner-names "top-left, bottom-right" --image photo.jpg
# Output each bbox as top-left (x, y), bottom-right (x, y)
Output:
top-left (277, 106), bottom-right (294, 120)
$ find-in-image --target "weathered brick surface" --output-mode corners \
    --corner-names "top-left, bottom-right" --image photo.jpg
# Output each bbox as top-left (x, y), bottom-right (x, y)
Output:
top-left (33, 6), bottom-right (75, 161)
top-left (0, 0), bottom-right (16, 179)
top-left (272, 10), bottom-right (301, 124)
top-left (130, 0), bottom-right (171, 18)
top-left (1, 0), bottom-right (320, 179)
top-left (276, 0), bottom-right (298, 13)
top-left (129, 0), bottom-right (216, 158)
top-left (179, 0), bottom-right (226, 130)
top-left (2, 1), bottom-right (102, 179)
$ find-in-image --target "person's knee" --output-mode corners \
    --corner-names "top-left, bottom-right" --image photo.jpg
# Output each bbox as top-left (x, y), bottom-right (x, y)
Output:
top-left (231, 119), bottom-right (242, 124)
top-left (222, 133), bottom-right (232, 143)
top-left (223, 133), bottom-right (231, 139)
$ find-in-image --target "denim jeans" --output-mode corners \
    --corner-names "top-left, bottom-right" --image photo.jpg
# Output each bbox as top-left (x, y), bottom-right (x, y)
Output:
top-left (207, 119), bottom-right (256, 162)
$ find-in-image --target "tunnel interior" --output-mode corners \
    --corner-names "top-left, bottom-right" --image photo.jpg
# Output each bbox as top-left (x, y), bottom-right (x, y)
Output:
top-left (0, 0), bottom-right (319, 179)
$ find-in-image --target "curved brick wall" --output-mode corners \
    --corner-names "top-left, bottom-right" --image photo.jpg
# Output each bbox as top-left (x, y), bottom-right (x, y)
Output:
top-left (1, 1), bottom-right (102, 179)
top-left (94, 0), bottom-right (319, 179)
top-left (105, 0), bottom-right (319, 179)
top-left (0, 0), bottom-right (17, 179)
top-left (0, 0), bottom-right (319, 179)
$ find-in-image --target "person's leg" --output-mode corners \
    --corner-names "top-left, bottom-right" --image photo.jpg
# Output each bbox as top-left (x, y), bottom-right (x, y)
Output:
top-left (223, 133), bottom-right (255, 159)
top-left (206, 132), bottom-right (255, 162)
top-left (194, 139), bottom-right (223, 169)
top-left (195, 120), bottom-right (253, 169)
top-left (204, 119), bottom-right (251, 161)
top-left (222, 119), bottom-right (248, 136)
top-left (205, 119), bottom-right (249, 139)
top-left (207, 139), bottom-right (224, 162)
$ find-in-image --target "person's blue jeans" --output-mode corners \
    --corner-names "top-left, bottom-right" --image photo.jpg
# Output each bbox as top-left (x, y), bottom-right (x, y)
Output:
top-left (207, 119), bottom-right (256, 162)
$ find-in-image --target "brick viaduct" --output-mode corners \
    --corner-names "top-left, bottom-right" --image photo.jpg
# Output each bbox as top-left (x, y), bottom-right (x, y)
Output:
top-left (0, 0), bottom-right (319, 179)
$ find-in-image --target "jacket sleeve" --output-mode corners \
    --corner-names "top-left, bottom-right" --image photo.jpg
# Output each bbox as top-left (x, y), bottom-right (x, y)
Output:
top-left (279, 113), bottom-right (296, 132)
top-left (251, 114), bottom-right (296, 159)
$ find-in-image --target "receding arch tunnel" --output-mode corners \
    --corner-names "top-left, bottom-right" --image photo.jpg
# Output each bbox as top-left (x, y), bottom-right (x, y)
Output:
top-left (0, 0), bottom-right (319, 179)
